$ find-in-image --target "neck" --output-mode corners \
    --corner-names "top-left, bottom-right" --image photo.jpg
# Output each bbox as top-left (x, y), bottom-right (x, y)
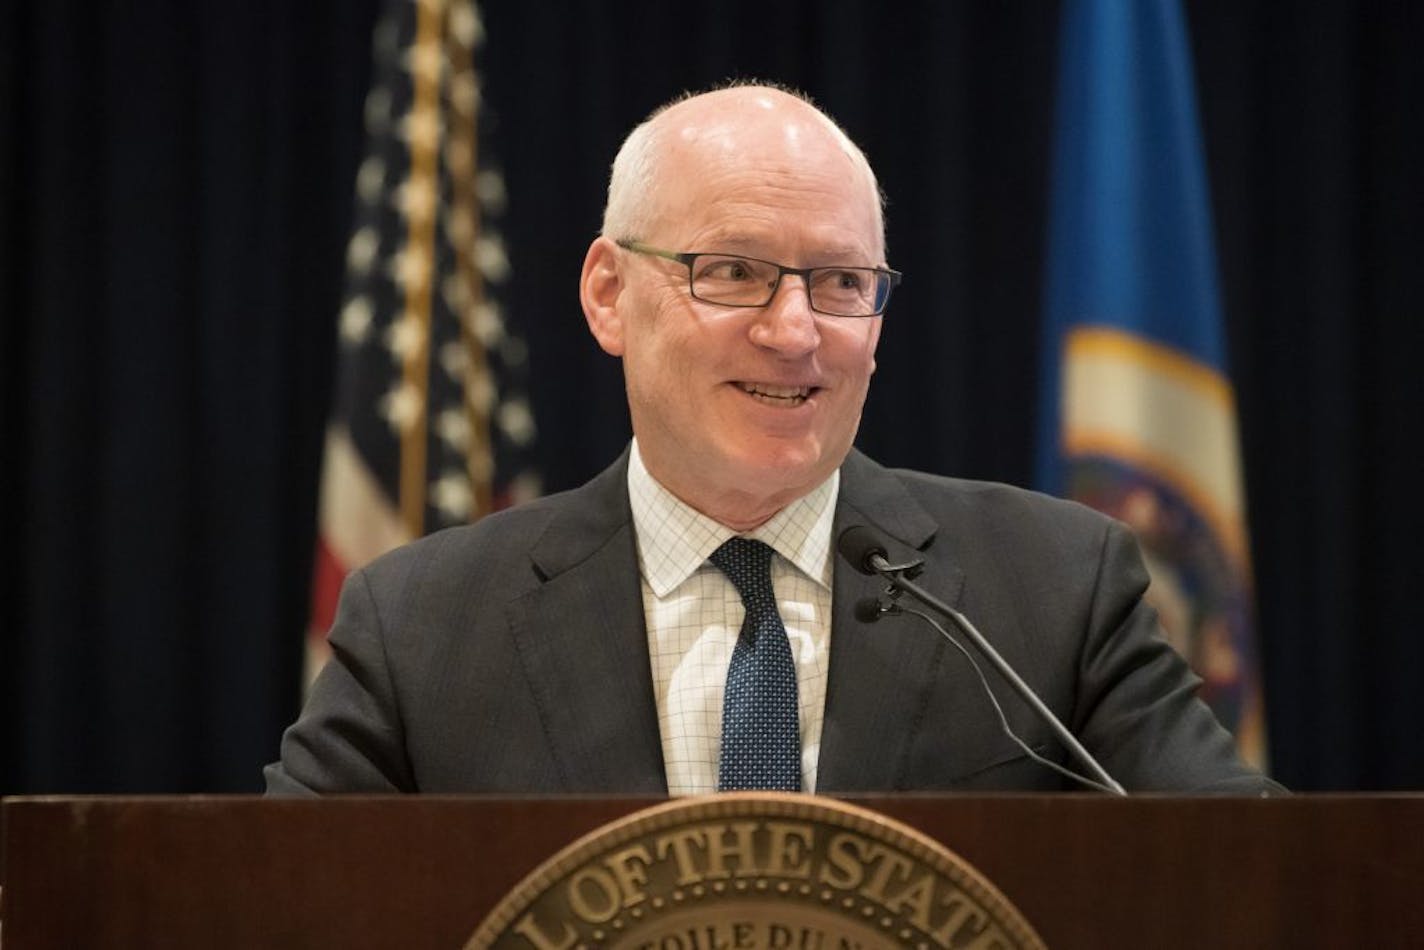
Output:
top-left (672, 482), bottom-right (802, 533)
top-left (633, 444), bottom-right (819, 533)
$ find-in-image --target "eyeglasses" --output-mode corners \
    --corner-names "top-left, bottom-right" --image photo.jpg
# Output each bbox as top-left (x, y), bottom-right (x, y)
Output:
top-left (616, 240), bottom-right (901, 318)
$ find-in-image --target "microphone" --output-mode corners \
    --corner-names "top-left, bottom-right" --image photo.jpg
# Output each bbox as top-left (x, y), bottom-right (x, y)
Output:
top-left (839, 524), bottom-right (891, 576)
top-left (837, 524), bottom-right (1127, 796)
top-left (853, 596), bottom-right (888, 623)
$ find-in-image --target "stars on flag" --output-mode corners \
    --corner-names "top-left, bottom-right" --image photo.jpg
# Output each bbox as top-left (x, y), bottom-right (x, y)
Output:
top-left (387, 240), bottom-right (433, 292)
top-left (399, 110), bottom-right (442, 155)
top-left (384, 310), bottom-right (427, 361)
top-left (473, 233), bottom-right (509, 282)
top-left (394, 177), bottom-right (439, 226)
top-left (356, 156), bottom-right (386, 204)
top-left (431, 471), bottom-right (474, 521)
top-left (340, 296), bottom-right (374, 345)
top-left (346, 226), bottom-right (380, 275)
top-left (379, 380), bottom-right (424, 435)
top-left (320, 0), bottom-right (539, 546)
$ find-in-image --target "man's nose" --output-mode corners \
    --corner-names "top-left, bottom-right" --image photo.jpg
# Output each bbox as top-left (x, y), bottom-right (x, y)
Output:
top-left (749, 276), bottom-right (820, 356)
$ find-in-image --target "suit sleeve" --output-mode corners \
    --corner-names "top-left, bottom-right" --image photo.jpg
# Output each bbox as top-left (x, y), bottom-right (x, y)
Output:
top-left (1071, 518), bottom-right (1285, 793)
top-left (264, 567), bottom-right (416, 795)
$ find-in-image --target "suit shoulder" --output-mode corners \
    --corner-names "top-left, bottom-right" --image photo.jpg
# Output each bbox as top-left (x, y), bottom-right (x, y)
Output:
top-left (354, 483), bottom-right (589, 586)
top-left (886, 466), bottom-right (1116, 534)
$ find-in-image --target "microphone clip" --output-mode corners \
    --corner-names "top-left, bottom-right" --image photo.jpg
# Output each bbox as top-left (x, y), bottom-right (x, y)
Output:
top-left (882, 558), bottom-right (928, 581)
top-left (853, 587), bottom-right (905, 623)
top-left (876, 582), bottom-right (916, 613)
top-left (877, 556), bottom-right (927, 581)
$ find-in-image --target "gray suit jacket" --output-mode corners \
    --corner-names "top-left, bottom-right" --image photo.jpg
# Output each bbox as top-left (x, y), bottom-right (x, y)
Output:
top-left (266, 449), bottom-right (1276, 795)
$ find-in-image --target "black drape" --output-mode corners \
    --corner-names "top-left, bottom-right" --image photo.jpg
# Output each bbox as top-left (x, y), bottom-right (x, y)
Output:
top-left (4, 1), bottom-right (1420, 793)
top-left (1191, 2), bottom-right (1424, 788)
top-left (3, 0), bottom-right (380, 791)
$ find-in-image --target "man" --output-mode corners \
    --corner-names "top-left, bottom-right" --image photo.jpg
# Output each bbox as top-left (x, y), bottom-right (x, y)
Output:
top-left (267, 83), bottom-right (1277, 795)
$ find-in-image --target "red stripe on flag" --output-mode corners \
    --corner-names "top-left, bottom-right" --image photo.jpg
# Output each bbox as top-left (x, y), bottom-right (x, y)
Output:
top-left (310, 535), bottom-right (348, 636)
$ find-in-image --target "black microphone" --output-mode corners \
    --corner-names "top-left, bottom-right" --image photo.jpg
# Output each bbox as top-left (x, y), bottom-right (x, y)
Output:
top-left (836, 524), bottom-right (1127, 796)
top-left (853, 596), bottom-right (888, 623)
top-left (839, 524), bottom-right (891, 576)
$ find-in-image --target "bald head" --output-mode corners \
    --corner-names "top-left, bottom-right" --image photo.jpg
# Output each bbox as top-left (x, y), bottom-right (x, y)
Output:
top-left (579, 82), bottom-right (889, 529)
top-left (601, 84), bottom-right (886, 259)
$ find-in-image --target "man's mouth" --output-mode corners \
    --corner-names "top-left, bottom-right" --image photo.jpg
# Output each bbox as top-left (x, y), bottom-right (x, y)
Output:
top-left (737, 382), bottom-right (815, 406)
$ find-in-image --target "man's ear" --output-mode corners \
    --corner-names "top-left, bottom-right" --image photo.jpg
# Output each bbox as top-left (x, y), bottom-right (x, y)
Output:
top-left (580, 237), bottom-right (626, 356)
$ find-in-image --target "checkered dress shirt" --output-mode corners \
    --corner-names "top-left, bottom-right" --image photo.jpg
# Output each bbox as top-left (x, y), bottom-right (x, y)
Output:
top-left (627, 440), bottom-right (836, 795)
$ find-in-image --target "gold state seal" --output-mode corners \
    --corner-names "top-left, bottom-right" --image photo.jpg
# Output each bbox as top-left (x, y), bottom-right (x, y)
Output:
top-left (467, 794), bottom-right (1044, 950)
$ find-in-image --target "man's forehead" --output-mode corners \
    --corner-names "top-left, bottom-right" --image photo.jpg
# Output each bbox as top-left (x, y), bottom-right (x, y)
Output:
top-left (631, 86), bottom-right (884, 257)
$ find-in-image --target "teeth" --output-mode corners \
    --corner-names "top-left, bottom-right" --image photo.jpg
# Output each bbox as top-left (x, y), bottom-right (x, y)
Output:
top-left (740, 383), bottom-right (811, 399)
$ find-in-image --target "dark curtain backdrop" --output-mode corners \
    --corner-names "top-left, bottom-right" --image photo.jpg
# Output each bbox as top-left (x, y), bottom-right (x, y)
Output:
top-left (4, 2), bottom-right (1420, 794)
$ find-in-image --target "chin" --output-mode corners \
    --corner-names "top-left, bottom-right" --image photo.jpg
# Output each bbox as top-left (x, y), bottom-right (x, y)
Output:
top-left (723, 440), bottom-right (828, 493)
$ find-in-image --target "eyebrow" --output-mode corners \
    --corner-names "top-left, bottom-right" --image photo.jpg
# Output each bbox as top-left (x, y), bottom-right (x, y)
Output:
top-left (694, 236), bottom-right (872, 263)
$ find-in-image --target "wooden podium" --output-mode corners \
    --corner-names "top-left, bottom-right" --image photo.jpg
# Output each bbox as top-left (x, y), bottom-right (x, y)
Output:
top-left (3, 795), bottom-right (1421, 948)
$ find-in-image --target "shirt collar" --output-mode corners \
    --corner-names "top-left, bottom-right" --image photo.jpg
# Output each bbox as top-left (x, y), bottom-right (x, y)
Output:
top-left (627, 438), bottom-right (839, 597)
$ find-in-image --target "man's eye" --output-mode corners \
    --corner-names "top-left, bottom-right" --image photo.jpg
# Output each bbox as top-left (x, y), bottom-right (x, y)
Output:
top-left (702, 258), bottom-right (755, 281)
top-left (814, 269), bottom-right (865, 291)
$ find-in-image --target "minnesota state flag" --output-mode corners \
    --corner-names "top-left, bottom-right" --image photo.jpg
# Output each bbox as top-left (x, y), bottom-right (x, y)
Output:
top-left (1035, 0), bottom-right (1266, 765)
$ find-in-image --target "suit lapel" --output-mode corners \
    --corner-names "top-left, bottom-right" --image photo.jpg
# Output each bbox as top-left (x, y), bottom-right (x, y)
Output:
top-left (819, 451), bottom-right (966, 791)
top-left (503, 448), bottom-right (1008, 793)
top-left (505, 451), bottom-right (668, 793)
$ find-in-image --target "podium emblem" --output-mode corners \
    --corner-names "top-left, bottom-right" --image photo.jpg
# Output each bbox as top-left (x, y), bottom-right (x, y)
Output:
top-left (467, 793), bottom-right (1044, 949)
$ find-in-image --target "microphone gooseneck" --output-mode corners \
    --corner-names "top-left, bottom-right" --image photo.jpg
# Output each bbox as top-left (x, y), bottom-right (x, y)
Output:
top-left (836, 524), bottom-right (1128, 796)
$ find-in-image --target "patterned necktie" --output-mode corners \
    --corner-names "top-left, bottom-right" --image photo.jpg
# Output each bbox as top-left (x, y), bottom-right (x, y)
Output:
top-left (709, 537), bottom-right (802, 792)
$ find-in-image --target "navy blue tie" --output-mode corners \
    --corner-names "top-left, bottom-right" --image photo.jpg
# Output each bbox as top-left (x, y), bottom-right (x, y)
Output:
top-left (709, 537), bottom-right (802, 792)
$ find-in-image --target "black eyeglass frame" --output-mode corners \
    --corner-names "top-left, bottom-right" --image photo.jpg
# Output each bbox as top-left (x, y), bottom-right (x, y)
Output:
top-left (615, 239), bottom-right (902, 318)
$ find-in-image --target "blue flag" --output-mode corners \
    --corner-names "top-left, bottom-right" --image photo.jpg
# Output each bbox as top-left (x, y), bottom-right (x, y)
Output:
top-left (1036, 0), bottom-right (1265, 765)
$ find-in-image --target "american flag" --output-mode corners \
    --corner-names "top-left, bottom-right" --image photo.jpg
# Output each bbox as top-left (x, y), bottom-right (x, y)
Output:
top-left (308, 0), bottom-right (539, 683)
